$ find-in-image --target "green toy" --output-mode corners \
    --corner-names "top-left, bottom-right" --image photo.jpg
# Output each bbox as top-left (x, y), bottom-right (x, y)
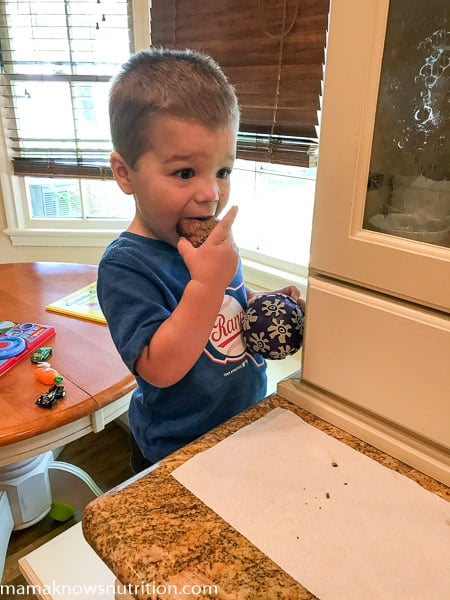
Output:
top-left (49, 501), bottom-right (76, 522)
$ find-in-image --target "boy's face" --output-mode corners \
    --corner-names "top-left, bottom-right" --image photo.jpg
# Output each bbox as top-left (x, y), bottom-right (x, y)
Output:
top-left (111, 115), bottom-right (237, 247)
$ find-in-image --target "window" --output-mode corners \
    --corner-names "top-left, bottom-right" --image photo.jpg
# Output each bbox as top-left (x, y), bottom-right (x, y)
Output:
top-left (25, 176), bottom-right (134, 221)
top-left (231, 160), bottom-right (316, 273)
top-left (0, 0), bottom-right (148, 241)
top-left (0, 0), bottom-right (135, 175)
top-left (17, 161), bottom-right (315, 274)
top-left (0, 0), bottom-right (326, 286)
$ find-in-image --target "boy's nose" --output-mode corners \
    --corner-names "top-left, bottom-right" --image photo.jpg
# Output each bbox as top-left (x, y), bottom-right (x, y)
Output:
top-left (194, 178), bottom-right (219, 203)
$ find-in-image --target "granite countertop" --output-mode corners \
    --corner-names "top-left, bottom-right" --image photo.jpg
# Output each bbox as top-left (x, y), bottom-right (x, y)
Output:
top-left (82, 394), bottom-right (448, 600)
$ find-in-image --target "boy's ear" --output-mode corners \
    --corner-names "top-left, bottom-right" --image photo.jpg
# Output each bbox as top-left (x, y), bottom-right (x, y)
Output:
top-left (110, 152), bottom-right (134, 195)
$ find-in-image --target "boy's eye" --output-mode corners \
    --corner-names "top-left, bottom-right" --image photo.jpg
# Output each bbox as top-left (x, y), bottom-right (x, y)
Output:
top-left (176, 168), bottom-right (195, 179)
top-left (217, 168), bottom-right (232, 179)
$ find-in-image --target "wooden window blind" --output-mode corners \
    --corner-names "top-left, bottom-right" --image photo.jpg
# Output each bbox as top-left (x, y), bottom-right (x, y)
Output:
top-left (150, 0), bottom-right (329, 167)
top-left (0, 0), bottom-right (328, 178)
top-left (0, 0), bottom-right (131, 179)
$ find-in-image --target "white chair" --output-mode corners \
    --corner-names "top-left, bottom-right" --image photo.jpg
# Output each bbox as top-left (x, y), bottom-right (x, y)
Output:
top-left (0, 491), bottom-right (14, 581)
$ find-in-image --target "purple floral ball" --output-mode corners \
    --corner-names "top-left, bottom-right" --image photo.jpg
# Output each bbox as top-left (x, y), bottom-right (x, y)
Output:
top-left (242, 293), bottom-right (304, 360)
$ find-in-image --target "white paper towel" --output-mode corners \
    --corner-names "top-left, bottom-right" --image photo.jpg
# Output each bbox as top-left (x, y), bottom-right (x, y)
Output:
top-left (172, 408), bottom-right (450, 600)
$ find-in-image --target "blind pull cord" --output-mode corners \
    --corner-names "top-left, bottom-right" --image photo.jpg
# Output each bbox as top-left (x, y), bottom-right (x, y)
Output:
top-left (259, 0), bottom-right (301, 162)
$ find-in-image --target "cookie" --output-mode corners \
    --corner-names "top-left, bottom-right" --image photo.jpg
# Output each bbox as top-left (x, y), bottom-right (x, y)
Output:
top-left (176, 216), bottom-right (219, 247)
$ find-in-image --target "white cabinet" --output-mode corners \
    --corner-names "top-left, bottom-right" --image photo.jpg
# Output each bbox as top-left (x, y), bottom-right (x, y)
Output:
top-left (310, 0), bottom-right (449, 312)
top-left (278, 0), bottom-right (450, 485)
top-left (302, 276), bottom-right (449, 448)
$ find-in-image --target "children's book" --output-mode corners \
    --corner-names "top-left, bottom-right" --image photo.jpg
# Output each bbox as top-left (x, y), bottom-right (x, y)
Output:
top-left (45, 282), bottom-right (106, 324)
top-left (0, 320), bottom-right (55, 376)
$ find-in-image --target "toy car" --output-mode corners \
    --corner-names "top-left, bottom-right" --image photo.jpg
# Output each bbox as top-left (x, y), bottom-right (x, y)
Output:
top-left (36, 384), bottom-right (66, 408)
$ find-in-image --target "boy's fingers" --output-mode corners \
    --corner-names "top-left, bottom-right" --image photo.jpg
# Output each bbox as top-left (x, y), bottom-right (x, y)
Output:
top-left (221, 204), bottom-right (238, 225)
top-left (211, 205), bottom-right (238, 242)
top-left (177, 236), bottom-right (194, 260)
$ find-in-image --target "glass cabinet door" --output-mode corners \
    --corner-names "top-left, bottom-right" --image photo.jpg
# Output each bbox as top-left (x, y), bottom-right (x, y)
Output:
top-left (308, 0), bottom-right (450, 312)
top-left (363, 0), bottom-right (449, 248)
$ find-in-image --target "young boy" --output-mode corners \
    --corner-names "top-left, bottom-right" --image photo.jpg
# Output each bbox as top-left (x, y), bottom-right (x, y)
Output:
top-left (97, 47), bottom-right (303, 472)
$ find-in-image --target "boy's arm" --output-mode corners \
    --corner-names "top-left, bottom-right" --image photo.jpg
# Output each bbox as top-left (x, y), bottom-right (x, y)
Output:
top-left (135, 207), bottom-right (238, 387)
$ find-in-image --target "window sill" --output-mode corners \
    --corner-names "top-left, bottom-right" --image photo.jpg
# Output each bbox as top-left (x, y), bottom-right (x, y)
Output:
top-left (4, 227), bottom-right (309, 296)
top-left (4, 227), bottom-right (119, 247)
top-left (242, 257), bottom-right (308, 297)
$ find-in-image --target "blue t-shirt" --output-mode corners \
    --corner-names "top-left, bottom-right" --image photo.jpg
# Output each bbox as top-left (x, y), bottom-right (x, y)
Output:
top-left (97, 232), bottom-right (267, 462)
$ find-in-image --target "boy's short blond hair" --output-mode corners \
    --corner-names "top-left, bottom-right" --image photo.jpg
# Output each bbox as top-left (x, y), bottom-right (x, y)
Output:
top-left (109, 47), bottom-right (240, 168)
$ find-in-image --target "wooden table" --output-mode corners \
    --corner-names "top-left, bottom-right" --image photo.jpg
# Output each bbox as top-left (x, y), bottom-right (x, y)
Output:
top-left (0, 262), bottom-right (135, 535)
top-left (0, 262), bottom-right (135, 466)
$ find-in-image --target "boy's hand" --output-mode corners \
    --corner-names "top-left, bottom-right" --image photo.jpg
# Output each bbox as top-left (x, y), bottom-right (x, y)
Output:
top-left (177, 206), bottom-right (239, 290)
top-left (247, 285), bottom-right (306, 311)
